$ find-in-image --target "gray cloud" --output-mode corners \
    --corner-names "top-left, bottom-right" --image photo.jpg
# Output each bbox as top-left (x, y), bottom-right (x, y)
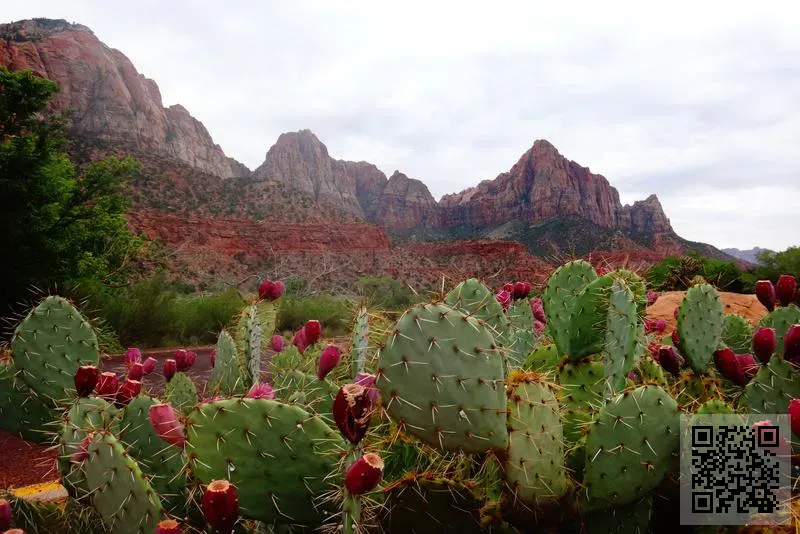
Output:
top-left (4, 0), bottom-right (800, 250)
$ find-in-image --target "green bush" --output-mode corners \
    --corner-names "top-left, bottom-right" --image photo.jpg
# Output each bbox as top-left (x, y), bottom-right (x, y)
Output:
top-left (647, 254), bottom-right (745, 292)
top-left (276, 295), bottom-right (352, 336)
top-left (356, 275), bottom-right (417, 311)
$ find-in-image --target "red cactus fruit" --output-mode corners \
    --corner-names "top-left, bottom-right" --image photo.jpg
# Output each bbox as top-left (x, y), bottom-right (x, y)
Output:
top-left (175, 350), bottom-right (196, 372)
top-left (345, 453), bottom-right (384, 495)
top-left (776, 275), bottom-right (797, 308)
top-left (70, 433), bottom-right (94, 464)
top-left (292, 328), bottom-right (309, 354)
top-left (163, 359), bottom-right (177, 382)
top-left (533, 320), bottom-right (546, 335)
top-left (788, 399), bottom-right (800, 438)
top-left (512, 282), bottom-right (527, 300)
top-left (646, 290), bottom-right (659, 306)
top-left (270, 334), bottom-right (285, 352)
top-left (755, 280), bottom-right (776, 312)
top-left (74, 365), bottom-right (99, 397)
top-left (713, 348), bottom-right (756, 386)
top-left (202, 480), bottom-right (239, 534)
top-left (128, 362), bottom-right (144, 381)
top-left (644, 320), bottom-right (667, 335)
top-left (333, 383), bottom-right (373, 445)
top-left (115, 378), bottom-right (142, 407)
top-left (155, 519), bottom-right (182, 534)
top-left (752, 327), bottom-right (777, 364)
top-left (124, 347), bottom-right (142, 367)
top-left (149, 403), bottom-right (186, 448)
top-left (784, 324), bottom-right (800, 365)
top-left (258, 279), bottom-right (286, 301)
top-left (738, 353), bottom-right (759, 381)
top-left (246, 382), bottom-right (276, 400)
top-left (354, 372), bottom-right (379, 406)
top-left (495, 290), bottom-right (511, 311)
top-left (95, 372), bottom-right (119, 398)
top-left (142, 357), bottom-right (157, 375)
top-left (502, 282), bottom-right (513, 293)
top-left (303, 320), bottom-right (322, 345)
top-left (209, 349), bottom-right (216, 369)
top-left (317, 345), bottom-right (341, 380)
top-left (531, 298), bottom-right (546, 323)
top-left (0, 498), bottom-right (12, 531)
top-left (656, 346), bottom-right (682, 377)
top-left (522, 281), bottom-right (532, 296)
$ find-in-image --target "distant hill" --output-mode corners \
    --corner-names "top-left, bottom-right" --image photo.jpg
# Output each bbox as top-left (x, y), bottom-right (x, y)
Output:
top-left (722, 247), bottom-right (773, 265)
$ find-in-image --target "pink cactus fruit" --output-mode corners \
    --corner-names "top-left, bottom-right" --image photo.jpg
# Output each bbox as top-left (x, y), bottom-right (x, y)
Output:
top-left (128, 362), bottom-right (144, 381)
top-left (292, 328), bottom-right (309, 354)
top-left (95, 372), bottom-right (119, 398)
top-left (495, 290), bottom-right (511, 311)
top-left (317, 345), bottom-right (341, 380)
top-left (775, 275), bottom-right (797, 308)
top-left (752, 327), bottom-right (776, 364)
top-left (149, 403), bottom-right (186, 448)
top-left (646, 289), bottom-right (659, 305)
top-left (755, 280), bottom-right (776, 312)
top-left (304, 320), bottom-right (322, 345)
top-left (124, 347), bottom-right (142, 368)
top-left (115, 378), bottom-right (142, 407)
top-left (271, 334), bottom-right (285, 353)
top-left (354, 372), bottom-right (379, 406)
top-left (142, 357), bottom-right (157, 375)
top-left (531, 298), bottom-right (546, 324)
top-left (163, 359), bottom-right (177, 382)
top-left (344, 453), bottom-right (384, 495)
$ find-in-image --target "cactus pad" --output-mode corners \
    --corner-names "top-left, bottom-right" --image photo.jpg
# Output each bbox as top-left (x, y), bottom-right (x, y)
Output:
top-left (444, 278), bottom-right (510, 346)
top-left (758, 305), bottom-right (800, 356)
top-left (11, 295), bottom-right (100, 403)
top-left (209, 330), bottom-right (243, 395)
top-left (273, 369), bottom-right (338, 418)
top-left (676, 284), bottom-right (725, 372)
top-left (376, 302), bottom-right (508, 453)
top-left (721, 314), bottom-right (752, 353)
top-left (83, 432), bottom-right (163, 534)
top-left (567, 274), bottom-right (617, 359)
top-left (603, 280), bottom-right (638, 394)
top-left (557, 357), bottom-right (606, 444)
top-left (165, 372), bottom-right (198, 415)
top-left (741, 356), bottom-right (800, 416)
top-left (542, 260), bottom-right (597, 356)
top-left (237, 303), bottom-right (263, 387)
top-left (185, 398), bottom-right (345, 526)
top-left (0, 361), bottom-right (59, 444)
top-left (523, 344), bottom-right (561, 372)
top-left (350, 305), bottom-right (370, 378)
top-left (581, 385), bottom-right (680, 510)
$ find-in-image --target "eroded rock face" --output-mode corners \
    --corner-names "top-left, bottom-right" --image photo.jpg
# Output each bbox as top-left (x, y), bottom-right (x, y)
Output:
top-left (368, 171), bottom-right (441, 231)
top-left (0, 18), bottom-right (249, 179)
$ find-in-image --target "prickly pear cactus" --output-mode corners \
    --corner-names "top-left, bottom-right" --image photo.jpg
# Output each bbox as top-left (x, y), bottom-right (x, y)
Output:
top-left (185, 398), bottom-right (345, 526)
top-left (542, 260), bottom-right (598, 356)
top-left (741, 356), bottom-right (800, 417)
top-left (613, 269), bottom-right (648, 317)
top-left (523, 344), bottom-right (561, 372)
top-left (208, 330), bottom-right (242, 395)
top-left (581, 385), bottom-right (680, 510)
top-left (557, 357), bottom-right (606, 444)
top-left (119, 395), bottom-right (187, 513)
top-left (376, 302), bottom-right (508, 453)
top-left (504, 372), bottom-right (568, 506)
top-left (82, 432), bottom-right (163, 534)
top-left (567, 273), bottom-right (617, 359)
top-left (676, 284), bottom-right (724, 372)
top-left (506, 299), bottom-right (536, 366)
top-left (11, 295), bottom-right (100, 403)
top-left (444, 278), bottom-right (510, 346)
top-left (603, 280), bottom-right (638, 394)
top-left (350, 305), bottom-right (370, 378)
top-left (576, 495), bottom-right (653, 534)
top-left (238, 303), bottom-right (263, 387)
top-left (273, 368), bottom-right (338, 418)
top-left (720, 314), bottom-right (752, 353)
top-left (758, 305), bottom-right (800, 356)
top-left (0, 360), bottom-right (59, 443)
top-left (165, 372), bottom-right (198, 415)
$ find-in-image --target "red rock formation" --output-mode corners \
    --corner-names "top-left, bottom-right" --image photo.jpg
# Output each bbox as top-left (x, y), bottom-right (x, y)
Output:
top-left (0, 18), bottom-right (248, 179)
top-left (368, 171), bottom-right (441, 231)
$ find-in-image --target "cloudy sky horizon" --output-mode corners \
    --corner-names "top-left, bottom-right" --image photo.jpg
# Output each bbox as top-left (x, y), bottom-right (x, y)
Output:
top-left (5, 1), bottom-right (800, 251)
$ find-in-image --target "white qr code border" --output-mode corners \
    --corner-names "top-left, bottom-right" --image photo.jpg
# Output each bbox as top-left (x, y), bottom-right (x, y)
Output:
top-left (679, 413), bottom-right (792, 526)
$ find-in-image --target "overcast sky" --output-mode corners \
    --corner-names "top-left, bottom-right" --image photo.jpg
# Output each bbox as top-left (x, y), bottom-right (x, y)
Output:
top-left (5, 1), bottom-right (800, 251)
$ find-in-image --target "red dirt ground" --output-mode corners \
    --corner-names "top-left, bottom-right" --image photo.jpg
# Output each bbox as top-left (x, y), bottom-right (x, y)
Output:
top-left (0, 430), bottom-right (58, 489)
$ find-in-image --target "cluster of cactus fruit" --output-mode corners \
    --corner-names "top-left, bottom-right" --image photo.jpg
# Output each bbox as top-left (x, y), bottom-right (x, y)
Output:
top-left (2, 268), bottom-right (800, 533)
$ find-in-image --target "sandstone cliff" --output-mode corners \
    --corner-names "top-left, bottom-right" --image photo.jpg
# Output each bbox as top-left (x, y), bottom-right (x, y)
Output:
top-left (0, 18), bottom-right (248, 179)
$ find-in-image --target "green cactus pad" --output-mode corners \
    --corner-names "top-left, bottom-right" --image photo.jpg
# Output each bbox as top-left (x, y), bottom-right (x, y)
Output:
top-left (634, 356), bottom-right (667, 386)
top-left (119, 395), bottom-right (187, 513)
top-left (11, 295), bottom-right (100, 403)
top-left (237, 303), bottom-right (263, 387)
top-left (350, 305), bottom-right (370, 378)
top-left (508, 299), bottom-right (534, 332)
top-left (444, 278), bottom-right (510, 346)
top-left (209, 329), bottom-right (244, 396)
top-left (273, 368), bottom-right (338, 418)
top-left (581, 385), bottom-right (680, 510)
top-left (603, 280), bottom-right (639, 394)
top-left (676, 284), bottom-right (725, 373)
top-left (578, 495), bottom-right (653, 534)
top-left (0, 361), bottom-right (59, 444)
top-left (695, 399), bottom-right (735, 415)
top-left (83, 432), bottom-right (163, 534)
top-left (235, 300), bottom-right (277, 357)
top-left (567, 274), bottom-right (619, 359)
top-left (376, 302), bottom-right (508, 453)
top-left (721, 314), bottom-right (752, 353)
top-left (507, 329), bottom-right (537, 368)
top-left (542, 260), bottom-right (598, 357)
top-left (523, 343), bottom-right (561, 372)
top-left (270, 344), bottom-right (306, 373)
top-left (741, 356), bottom-right (800, 416)
top-left (504, 374), bottom-right (567, 506)
top-left (185, 398), bottom-right (345, 526)
top-left (614, 269), bottom-right (648, 317)
top-left (758, 305), bottom-right (800, 356)
top-left (165, 372), bottom-right (198, 415)
top-left (557, 357), bottom-right (606, 444)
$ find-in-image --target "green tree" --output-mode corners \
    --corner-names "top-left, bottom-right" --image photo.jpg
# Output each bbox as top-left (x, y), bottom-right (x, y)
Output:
top-left (740, 247), bottom-right (800, 291)
top-left (0, 67), bottom-right (145, 315)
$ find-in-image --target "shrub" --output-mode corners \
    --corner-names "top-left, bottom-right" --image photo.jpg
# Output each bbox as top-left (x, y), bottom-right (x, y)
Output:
top-left (276, 295), bottom-right (352, 336)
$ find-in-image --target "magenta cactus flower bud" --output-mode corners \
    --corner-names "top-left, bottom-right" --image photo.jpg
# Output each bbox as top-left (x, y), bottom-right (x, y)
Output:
top-left (354, 372), bottom-right (379, 406)
top-left (149, 403), bottom-right (186, 447)
top-left (70, 433), bottom-right (94, 464)
top-left (333, 383), bottom-right (373, 444)
top-left (124, 347), bottom-right (142, 367)
top-left (292, 328), bottom-right (309, 354)
top-left (656, 346), bottom-right (682, 377)
top-left (115, 378), bottom-right (142, 407)
top-left (531, 298), bottom-right (546, 323)
top-left (304, 320), bottom-right (322, 345)
top-left (344, 453), bottom-right (384, 495)
top-left (752, 327), bottom-right (777, 364)
top-left (209, 349), bottom-right (216, 369)
top-left (755, 280), bottom-right (776, 312)
top-left (202, 480), bottom-right (239, 534)
top-left (163, 359), bottom-right (177, 382)
top-left (646, 290), bottom-right (659, 305)
top-left (155, 519), bottom-right (182, 534)
top-left (496, 290), bottom-right (511, 311)
top-left (713, 348), bottom-right (755, 386)
top-left (270, 281), bottom-right (286, 300)
top-left (0, 497), bottom-right (12, 531)
top-left (74, 365), bottom-right (99, 397)
top-left (95, 371), bottom-right (119, 398)
top-left (142, 357), bottom-right (157, 375)
top-left (784, 324), bottom-right (800, 365)
top-left (317, 345), bottom-right (341, 380)
top-left (789, 399), bottom-right (800, 438)
top-left (776, 275), bottom-right (797, 308)
top-left (258, 279), bottom-right (275, 301)
top-left (128, 362), bottom-right (144, 381)
top-left (512, 282), bottom-right (527, 300)
top-left (246, 382), bottom-right (276, 400)
top-left (271, 334), bottom-right (285, 352)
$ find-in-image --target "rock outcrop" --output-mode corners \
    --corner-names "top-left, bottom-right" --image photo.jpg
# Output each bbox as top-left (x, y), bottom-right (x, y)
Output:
top-left (0, 18), bottom-right (248, 179)
top-left (366, 171), bottom-right (441, 231)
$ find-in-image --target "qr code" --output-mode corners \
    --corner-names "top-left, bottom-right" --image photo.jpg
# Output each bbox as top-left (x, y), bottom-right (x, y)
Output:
top-left (679, 414), bottom-right (792, 526)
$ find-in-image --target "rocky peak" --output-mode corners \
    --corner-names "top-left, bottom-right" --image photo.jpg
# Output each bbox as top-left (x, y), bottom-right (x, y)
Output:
top-left (0, 18), bottom-right (248, 179)
top-left (369, 171), bottom-right (441, 231)
top-left (620, 194), bottom-right (672, 235)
